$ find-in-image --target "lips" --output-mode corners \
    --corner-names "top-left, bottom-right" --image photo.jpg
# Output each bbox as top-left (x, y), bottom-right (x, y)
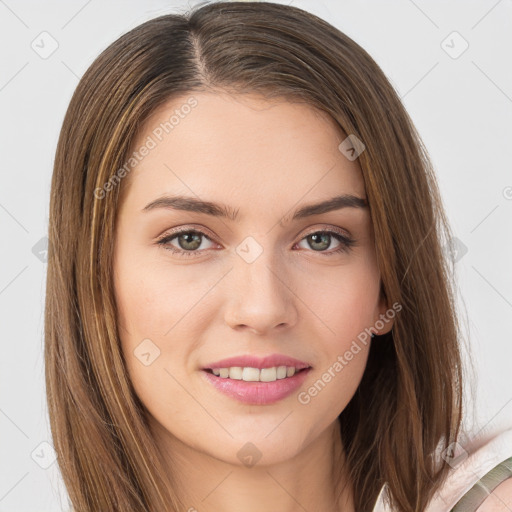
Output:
top-left (201, 367), bottom-right (311, 404)
top-left (203, 353), bottom-right (311, 371)
top-left (200, 353), bottom-right (312, 405)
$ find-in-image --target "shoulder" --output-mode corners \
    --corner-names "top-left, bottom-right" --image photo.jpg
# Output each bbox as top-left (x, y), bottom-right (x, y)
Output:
top-left (425, 426), bottom-right (512, 511)
top-left (475, 477), bottom-right (512, 511)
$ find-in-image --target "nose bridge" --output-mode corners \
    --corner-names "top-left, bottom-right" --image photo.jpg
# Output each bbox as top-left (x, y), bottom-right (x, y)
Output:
top-left (224, 234), bottom-right (297, 333)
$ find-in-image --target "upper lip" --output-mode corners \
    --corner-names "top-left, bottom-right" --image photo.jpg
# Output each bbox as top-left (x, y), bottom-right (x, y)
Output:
top-left (203, 353), bottom-right (312, 370)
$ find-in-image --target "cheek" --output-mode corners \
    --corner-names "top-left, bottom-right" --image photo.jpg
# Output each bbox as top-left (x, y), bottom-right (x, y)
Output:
top-left (114, 248), bottom-right (216, 411)
top-left (298, 256), bottom-right (381, 343)
top-left (299, 344), bottom-right (369, 413)
top-left (114, 245), bottom-right (209, 340)
top-left (296, 277), bottom-right (375, 418)
top-left (292, 256), bottom-right (379, 408)
top-left (114, 250), bottom-right (173, 397)
top-left (115, 271), bottom-right (191, 427)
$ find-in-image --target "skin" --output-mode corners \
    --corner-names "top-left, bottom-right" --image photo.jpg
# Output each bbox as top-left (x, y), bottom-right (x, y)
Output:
top-left (113, 91), bottom-right (393, 512)
top-left (475, 478), bottom-right (512, 511)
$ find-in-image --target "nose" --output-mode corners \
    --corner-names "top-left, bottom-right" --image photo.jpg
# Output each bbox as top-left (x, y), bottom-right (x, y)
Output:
top-left (223, 249), bottom-right (298, 335)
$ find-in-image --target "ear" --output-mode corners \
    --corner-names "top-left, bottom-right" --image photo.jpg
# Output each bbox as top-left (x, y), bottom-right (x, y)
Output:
top-left (372, 290), bottom-right (398, 336)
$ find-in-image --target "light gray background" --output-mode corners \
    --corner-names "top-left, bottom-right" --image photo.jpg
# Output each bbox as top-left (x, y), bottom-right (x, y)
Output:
top-left (1, 0), bottom-right (511, 510)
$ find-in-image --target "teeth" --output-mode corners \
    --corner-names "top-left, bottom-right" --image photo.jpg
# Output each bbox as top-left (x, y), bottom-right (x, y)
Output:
top-left (210, 365), bottom-right (301, 382)
top-left (260, 367), bottom-right (276, 382)
top-left (242, 367), bottom-right (260, 381)
top-left (276, 365), bottom-right (287, 379)
top-left (229, 367), bottom-right (243, 380)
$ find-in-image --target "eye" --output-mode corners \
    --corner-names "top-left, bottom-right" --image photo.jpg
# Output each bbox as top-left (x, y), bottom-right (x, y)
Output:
top-left (156, 226), bottom-right (356, 258)
top-left (156, 228), bottom-right (217, 257)
top-left (295, 229), bottom-right (355, 256)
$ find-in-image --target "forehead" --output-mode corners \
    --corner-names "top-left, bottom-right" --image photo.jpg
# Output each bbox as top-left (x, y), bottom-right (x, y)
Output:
top-left (120, 92), bottom-right (366, 214)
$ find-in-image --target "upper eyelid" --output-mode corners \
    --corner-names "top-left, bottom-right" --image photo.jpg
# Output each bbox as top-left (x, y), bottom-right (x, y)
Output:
top-left (156, 225), bottom-right (354, 250)
top-left (158, 223), bottom-right (352, 240)
top-left (156, 225), bottom-right (216, 244)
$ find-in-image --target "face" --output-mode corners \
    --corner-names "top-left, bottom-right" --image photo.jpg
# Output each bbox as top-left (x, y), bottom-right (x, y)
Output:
top-left (113, 92), bottom-right (392, 468)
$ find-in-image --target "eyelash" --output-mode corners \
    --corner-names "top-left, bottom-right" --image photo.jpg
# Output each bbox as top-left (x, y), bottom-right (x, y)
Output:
top-left (156, 226), bottom-right (356, 258)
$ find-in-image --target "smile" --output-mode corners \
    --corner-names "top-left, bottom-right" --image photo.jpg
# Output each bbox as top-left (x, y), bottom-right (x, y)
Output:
top-left (201, 366), bottom-right (311, 405)
top-left (207, 365), bottom-right (303, 382)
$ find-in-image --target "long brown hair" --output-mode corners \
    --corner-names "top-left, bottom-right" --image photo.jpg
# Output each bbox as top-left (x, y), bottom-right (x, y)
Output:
top-left (45, 2), bottom-right (464, 510)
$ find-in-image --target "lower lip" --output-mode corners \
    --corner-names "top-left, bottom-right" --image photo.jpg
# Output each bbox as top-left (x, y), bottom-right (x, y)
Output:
top-left (201, 368), bottom-right (311, 405)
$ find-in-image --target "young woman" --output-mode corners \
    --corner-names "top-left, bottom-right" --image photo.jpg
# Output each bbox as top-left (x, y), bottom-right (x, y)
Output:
top-left (44, 2), bottom-right (512, 511)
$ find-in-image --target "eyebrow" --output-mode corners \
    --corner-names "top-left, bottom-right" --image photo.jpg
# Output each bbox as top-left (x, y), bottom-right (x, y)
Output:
top-left (142, 193), bottom-right (368, 222)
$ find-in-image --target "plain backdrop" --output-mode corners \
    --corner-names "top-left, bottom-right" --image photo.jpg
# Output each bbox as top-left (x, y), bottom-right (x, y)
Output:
top-left (1, 0), bottom-right (511, 510)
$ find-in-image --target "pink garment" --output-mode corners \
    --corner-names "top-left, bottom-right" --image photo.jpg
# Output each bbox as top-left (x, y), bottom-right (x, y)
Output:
top-left (372, 424), bottom-right (512, 511)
